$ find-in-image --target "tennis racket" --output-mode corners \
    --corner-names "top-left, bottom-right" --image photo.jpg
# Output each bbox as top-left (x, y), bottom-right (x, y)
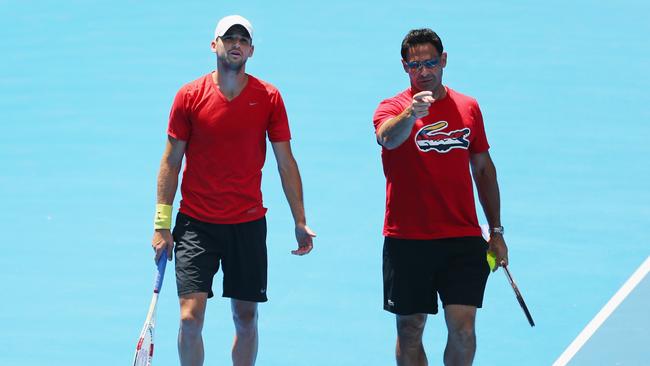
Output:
top-left (132, 250), bottom-right (168, 366)
top-left (502, 263), bottom-right (535, 327)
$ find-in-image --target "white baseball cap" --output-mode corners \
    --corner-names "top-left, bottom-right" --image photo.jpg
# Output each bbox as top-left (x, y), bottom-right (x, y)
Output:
top-left (214, 15), bottom-right (254, 41)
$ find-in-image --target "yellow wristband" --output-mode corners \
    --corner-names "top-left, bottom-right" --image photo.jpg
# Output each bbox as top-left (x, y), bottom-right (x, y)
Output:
top-left (154, 204), bottom-right (173, 230)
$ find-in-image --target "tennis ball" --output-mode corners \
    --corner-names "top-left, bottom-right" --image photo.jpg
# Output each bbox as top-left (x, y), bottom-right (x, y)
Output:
top-left (487, 251), bottom-right (497, 272)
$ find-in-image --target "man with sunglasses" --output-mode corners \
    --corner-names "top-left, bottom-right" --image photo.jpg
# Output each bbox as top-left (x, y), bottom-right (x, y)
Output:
top-left (373, 28), bottom-right (508, 365)
top-left (151, 15), bottom-right (316, 366)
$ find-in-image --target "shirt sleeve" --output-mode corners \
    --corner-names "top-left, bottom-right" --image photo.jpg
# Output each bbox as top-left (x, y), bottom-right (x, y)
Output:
top-left (373, 98), bottom-right (404, 132)
top-left (267, 89), bottom-right (291, 142)
top-left (167, 87), bottom-right (191, 141)
top-left (469, 102), bottom-right (490, 153)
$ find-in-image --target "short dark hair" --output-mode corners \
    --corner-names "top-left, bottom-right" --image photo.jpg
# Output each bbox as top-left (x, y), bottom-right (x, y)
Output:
top-left (401, 28), bottom-right (443, 60)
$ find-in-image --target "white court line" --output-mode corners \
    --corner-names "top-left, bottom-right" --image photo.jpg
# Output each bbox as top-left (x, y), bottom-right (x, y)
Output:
top-left (553, 255), bottom-right (650, 366)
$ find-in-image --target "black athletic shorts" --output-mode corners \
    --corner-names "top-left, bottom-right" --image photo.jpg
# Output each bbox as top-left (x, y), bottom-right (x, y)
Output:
top-left (383, 236), bottom-right (490, 315)
top-left (172, 212), bottom-right (268, 302)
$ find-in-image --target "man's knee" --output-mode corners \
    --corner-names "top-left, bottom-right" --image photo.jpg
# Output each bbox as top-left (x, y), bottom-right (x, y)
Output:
top-left (180, 306), bottom-right (205, 339)
top-left (181, 295), bottom-right (205, 337)
top-left (232, 303), bottom-right (258, 334)
top-left (397, 314), bottom-right (427, 344)
top-left (449, 325), bottom-right (476, 346)
top-left (444, 305), bottom-right (477, 347)
top-left (233, 308), bottom-right (257, 325)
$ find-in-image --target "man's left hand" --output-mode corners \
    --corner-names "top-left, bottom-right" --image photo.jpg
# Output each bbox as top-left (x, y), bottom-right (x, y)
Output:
top-left (292, 223), bottom-right (316, 256)
top-left (488, 234), bottom-right (508, 271)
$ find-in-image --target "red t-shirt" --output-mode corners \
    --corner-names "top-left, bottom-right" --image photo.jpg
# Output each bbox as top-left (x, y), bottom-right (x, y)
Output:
top-left (373, 87), bottom-right (489, 239)
top-left (168, 73), bottom-right (291, 224)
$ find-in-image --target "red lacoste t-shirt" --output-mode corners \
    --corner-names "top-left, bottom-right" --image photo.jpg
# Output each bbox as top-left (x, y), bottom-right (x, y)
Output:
top-left (168, 73), bottom-right (291, 224)
top-left (373, 87), bottom-right (490, 239)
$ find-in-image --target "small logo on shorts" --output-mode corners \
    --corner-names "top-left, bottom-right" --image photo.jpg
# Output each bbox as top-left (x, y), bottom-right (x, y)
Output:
top-left (387, 299), bottom-right (395, 307)
top-left (260, 288), bottom-right (266, 294)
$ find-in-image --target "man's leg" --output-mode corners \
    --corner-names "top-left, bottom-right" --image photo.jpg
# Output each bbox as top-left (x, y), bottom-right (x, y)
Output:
top-left (396, 313), bottom-right (428, 366)
top-left (443, 304), bottom-right (477, 366)
top-left (231, 299), bottom-right (259, 366)
top-left (178, 293), bottom-right (208, 366)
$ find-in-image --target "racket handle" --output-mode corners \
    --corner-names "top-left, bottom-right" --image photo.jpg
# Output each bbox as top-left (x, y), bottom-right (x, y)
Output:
top-left (154, 249), bottom-right (168, 293)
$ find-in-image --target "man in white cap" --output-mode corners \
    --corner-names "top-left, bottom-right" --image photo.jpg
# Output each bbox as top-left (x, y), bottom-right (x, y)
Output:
top-left (151, 15), bottom-right (316, 366)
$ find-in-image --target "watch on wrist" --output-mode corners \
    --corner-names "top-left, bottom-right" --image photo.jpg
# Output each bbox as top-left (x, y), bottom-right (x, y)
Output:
top-left (489, 226), bottom-right (504, 235)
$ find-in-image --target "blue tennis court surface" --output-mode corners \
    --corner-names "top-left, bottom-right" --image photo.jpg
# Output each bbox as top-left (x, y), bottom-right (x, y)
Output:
top-left (1, 1), bottom-right (648, 365)
top-left (560, 257), bottom-right (650, 365)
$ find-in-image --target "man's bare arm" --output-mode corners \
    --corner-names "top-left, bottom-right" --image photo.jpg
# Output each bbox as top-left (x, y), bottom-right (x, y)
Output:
top-left (470, 151), bottom-right (508, 269)
top-left (152, 136), bottom-right (186, 261)
top-left (376, 91), bottom-right (434, 150)
top-left (271, 141), bottom-right (316, 255)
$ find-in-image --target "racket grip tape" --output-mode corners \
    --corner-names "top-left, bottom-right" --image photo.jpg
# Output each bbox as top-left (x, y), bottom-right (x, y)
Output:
top-left (154, 249), bottom-right (168, 293)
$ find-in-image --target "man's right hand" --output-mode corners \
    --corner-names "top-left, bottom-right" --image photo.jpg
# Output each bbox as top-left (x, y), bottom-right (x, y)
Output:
top-left (152, 229), bottom-right (174, 263)
top-left (410, 91), bottom-right (435, 118)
